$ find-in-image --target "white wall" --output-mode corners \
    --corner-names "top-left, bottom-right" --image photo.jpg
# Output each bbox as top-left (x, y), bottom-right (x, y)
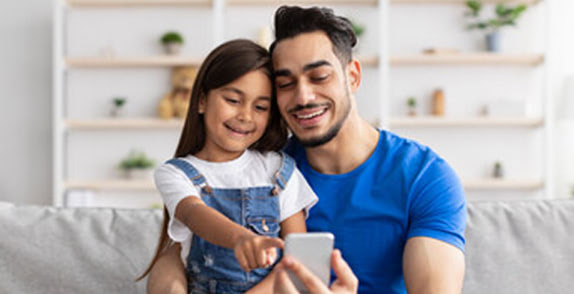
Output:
top-left (0, 1), bottom-right (572, 206)
top-left (0, 1), bottom-right (53, 205)
top-left (550, 0), bottom-right (574, 199)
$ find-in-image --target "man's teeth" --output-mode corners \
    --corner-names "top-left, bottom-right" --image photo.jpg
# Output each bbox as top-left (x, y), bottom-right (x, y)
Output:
top-left (296, 109), bottom-right (326, 119)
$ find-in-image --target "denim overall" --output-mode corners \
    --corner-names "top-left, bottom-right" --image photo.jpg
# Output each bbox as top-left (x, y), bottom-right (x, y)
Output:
top-left (166, 152), bottom-right (295, 294)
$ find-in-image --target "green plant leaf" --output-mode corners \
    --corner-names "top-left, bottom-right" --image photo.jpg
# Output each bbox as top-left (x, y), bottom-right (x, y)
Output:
top-left (161, 31), bottom-right (184, 45)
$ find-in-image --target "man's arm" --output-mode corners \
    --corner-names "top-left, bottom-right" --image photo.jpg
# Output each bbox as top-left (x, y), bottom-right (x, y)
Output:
top-left (403, 237), bottom-right (465, 294)
top-left (147, 242), bottom-right (187, 294)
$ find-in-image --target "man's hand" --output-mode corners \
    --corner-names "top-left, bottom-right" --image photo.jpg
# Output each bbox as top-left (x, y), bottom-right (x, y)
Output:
top-left (234, 234), bottom-right (284, 272)
top-left (273, 249), bottom-right (358, 294)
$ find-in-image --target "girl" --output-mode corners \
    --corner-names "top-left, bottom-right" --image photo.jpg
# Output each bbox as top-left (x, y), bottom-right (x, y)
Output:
top-left (139, 39), bottom-right (317, 294)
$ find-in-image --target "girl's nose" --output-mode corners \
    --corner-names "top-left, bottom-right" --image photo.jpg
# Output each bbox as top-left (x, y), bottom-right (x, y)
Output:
top-left (236, 106), bottom-right (252, 122)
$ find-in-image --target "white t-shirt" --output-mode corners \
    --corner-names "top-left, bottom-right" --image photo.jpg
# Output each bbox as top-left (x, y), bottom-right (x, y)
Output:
top-left (154, 149), bottom-right (318, 265)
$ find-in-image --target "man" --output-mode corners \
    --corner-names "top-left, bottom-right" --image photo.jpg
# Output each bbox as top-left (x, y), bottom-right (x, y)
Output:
top-left (148, 6), bottom-right (466, 294)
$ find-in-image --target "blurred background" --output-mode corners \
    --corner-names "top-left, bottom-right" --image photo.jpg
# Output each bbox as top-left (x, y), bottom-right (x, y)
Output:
top-left (0, 0), bottom-right (573, 209)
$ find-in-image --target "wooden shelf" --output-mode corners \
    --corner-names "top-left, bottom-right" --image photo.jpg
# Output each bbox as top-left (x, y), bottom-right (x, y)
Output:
top-left (227, 0), bottom-right (376, 5)
top-left (390, 117), bottom-right (544, 128)
top-left (65, 179), bottom-right (156, 191)
top-left (391, 0), bottom-right (540, 4)
top-left (65, 118), bottom-right (184, 130)
top-left (67, 0), bottom-right (377, 6)
top-left (358, 55), bottom-right (379, 67)
top-left (66, 0), bottom-right (211, 7)
top-left (64, 179), bottom-right (544, 192)
top-left (66, 56), bottom-right (203, 68)
top-left (66, 56), bottom-right (376, 68)
top-left (391, 53), bottom-right (544, 66)
top-left (463, 179), bottom-right (544, 190)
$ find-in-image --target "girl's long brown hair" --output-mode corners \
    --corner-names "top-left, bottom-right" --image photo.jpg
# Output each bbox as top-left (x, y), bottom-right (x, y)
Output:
top-left (137, 39), bottom-right (287, 281)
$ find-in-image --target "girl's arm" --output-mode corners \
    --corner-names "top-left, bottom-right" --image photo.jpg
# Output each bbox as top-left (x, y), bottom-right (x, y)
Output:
top-left (146, 242), bottom-right (187, 294)
top-left (175, 196), bottom-right (284, 271)
top-left (245, 210), bottom-right (307, 294)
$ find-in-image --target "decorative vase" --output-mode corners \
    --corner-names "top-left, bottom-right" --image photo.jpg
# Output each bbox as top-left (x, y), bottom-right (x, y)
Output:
top-left (432, 89), bottom-right (445, 116)
top-left (164, 42), bottom-right (182, 55)
top-left (486, 31), bottom-right (501, 52)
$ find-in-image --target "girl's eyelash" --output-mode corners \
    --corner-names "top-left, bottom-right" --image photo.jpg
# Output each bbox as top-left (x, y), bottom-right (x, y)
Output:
top-left (224, 97), bottom-right (239, 103)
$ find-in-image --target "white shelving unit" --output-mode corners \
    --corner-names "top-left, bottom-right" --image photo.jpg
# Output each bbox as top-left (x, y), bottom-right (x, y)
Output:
top-left (53, 0), bottom-right (380, 207)
top-left (384, 0), bottom-right (551, 200)
top-left (53, 0), bottom-right (552, 207)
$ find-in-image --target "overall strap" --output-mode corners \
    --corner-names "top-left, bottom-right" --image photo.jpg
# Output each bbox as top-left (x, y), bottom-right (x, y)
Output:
top-left (272, 151), bottom-right (296, 195)
top-left (166, 158), bottom-right (212, 193)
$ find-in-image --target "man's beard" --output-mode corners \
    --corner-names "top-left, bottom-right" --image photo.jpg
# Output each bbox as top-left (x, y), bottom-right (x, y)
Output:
top-left (295, 89), bottom-right (351, 148)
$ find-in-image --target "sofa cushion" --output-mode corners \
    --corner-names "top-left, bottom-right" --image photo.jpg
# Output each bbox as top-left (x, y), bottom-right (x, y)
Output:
top-left (0, 205), bottom-right (162, 293)
top-left (464, 200), bottom-right (574, 294)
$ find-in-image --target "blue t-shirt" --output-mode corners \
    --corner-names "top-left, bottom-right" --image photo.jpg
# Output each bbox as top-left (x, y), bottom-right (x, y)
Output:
top-left (285, 129), bottom-right (466, 294)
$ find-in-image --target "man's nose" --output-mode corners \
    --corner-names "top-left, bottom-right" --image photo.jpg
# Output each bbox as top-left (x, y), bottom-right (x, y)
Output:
top-left (295, 82), bottom-right (316, 105)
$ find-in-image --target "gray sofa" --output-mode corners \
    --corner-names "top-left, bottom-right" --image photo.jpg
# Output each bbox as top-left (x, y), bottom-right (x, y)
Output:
top-left (1, 200), bottom-right (573, 293)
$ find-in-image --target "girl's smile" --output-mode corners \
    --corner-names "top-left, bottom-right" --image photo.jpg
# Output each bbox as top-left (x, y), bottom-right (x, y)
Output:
top-left (196, 69), bottom-right (272, 162)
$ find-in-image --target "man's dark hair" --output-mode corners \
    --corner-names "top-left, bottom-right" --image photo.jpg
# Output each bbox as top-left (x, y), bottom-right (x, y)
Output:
top-left (269, 6), bottom-right (357, 66)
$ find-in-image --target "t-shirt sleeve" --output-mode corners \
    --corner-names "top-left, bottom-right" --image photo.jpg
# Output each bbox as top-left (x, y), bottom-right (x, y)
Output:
top-left (407, 156), bottom-right (467, 253)
top-left (154, 163), bottom-right (201, 243)
top-left (279, 167), bottom-right (318, 223)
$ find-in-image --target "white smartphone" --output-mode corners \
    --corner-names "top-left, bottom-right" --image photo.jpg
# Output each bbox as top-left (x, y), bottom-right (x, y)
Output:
top-left (284, 232), bottom-right (334, 292)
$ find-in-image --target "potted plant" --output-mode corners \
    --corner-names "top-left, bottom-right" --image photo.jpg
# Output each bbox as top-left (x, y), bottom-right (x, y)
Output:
top-left (465, 1), bottom-right (528, 52)
top-left (492, 161), bottom-right (504, 178)
top-left (351, 20), bottom-right (365, 52)
top-left (119, 150), bottom-right (155, 180)
top-left (160, 31), bottom-right (184, 55)
top-left (407, 97), bottom-right (417, 116)
top-left (110, 97), bottom-right (126, 117)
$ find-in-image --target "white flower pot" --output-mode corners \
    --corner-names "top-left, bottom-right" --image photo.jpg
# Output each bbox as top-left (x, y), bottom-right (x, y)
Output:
top-left (125, 168), bottom-right (153, 180)
top-left (164, 43), bottom-right (182, 55)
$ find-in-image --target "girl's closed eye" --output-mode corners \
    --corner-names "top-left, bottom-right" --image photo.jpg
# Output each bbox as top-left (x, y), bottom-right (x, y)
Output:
top-left (224, 97), bottom-right (240, 104)
top-left (255, 103), bottom-right (270, 112)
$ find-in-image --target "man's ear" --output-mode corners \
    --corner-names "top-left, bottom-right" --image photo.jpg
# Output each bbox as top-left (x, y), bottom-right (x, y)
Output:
top-left (346, 59), bottom-right (361, 93)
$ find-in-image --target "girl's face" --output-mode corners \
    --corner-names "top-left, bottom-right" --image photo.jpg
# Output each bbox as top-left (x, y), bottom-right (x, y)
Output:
top-left (197, 69), bottom-right (272, 162)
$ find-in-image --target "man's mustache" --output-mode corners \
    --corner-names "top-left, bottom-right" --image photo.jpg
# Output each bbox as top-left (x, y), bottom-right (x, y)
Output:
top-left (288, 103), bottom-right (327, 114)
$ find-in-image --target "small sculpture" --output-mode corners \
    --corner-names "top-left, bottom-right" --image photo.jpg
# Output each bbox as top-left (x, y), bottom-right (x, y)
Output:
top-left (258, 26), bottom-right (272, 49)
top-left (158, 67), bottom-right (198, 119)
top-left (479, 104), bottom-right (489, 116)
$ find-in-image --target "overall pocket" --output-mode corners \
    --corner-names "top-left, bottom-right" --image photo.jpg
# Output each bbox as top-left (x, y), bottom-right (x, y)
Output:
top-left (247, 217), bottom-right (280, 237)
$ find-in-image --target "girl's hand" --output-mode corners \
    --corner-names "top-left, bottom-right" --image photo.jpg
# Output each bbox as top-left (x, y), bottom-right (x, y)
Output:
top-left (234, 234), bottom-right (284, 272)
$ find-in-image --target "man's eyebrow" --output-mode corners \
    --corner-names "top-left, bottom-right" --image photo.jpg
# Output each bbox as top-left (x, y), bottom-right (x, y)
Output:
top-left (274, 60), bottom-right (332, 77)
top-left (303, 60), bottom-right (331, 72)
top-left (274, 69), bottom-right (291, 77)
